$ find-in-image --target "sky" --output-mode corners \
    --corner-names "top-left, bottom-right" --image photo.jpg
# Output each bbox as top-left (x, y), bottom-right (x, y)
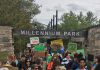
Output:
top-left (34, 0), bottom-right (100, 25)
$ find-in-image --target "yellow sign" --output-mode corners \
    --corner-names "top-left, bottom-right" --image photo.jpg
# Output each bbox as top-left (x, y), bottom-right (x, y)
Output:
top-left (51, 39), bottom-right (63, 46)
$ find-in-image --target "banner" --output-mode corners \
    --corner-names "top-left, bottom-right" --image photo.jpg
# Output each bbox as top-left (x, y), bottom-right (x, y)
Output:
top-left (51, 39), bottom-right (63, 46)
top-left (30, 37), bottom-right (39, 44)
top-left (67, 42), bottom-right (77, 52)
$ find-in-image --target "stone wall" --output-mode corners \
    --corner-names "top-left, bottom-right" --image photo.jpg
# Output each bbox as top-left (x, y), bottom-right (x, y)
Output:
top-left (0, 26), bottom-right (14, 53)
top-left (88, 26), bottom-right (100, 55)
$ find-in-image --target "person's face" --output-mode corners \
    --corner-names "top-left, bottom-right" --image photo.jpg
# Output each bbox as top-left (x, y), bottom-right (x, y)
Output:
top-left (21, 57), bottom-right (26, 61)
top-left (0, 61), bottom-right (2, 66)
top-left (54, 56), bottom-right (57, 59)
top-left (74, 58), bottom-right (77, 61)
top-left (94, 57), bottom-right (98, 63)
top-left (26, 61), bottom-right (31, 65)
top-left (32, 56), bottom-right (34, 60)
top-left (80, 60), bottom-right (85, 67)
top-left (26, 52), bottom-right (29, 55)
top-left (33, 64), bottom-right (39, 70)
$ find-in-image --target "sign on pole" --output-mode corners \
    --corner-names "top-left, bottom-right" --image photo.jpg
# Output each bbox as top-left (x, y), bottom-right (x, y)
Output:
top-left (30, 37), bottom-right (39, 44)
top-left (27, 43), bottom-right (31, 48)
top-left (67, 42), bottom-right (77, 52)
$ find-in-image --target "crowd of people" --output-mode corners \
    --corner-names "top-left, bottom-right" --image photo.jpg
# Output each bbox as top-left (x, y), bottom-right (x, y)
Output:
top-left (0, 46), bottom-right (100, 70)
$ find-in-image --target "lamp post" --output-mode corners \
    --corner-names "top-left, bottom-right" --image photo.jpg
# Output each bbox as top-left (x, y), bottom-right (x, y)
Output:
top-left (51, 19), bottom-right (53, 30)
top-left (47, 10), bottom-right (58, 30)
top-left (53, 15), bottom-right (55, 30)
top-left (56, 10), bottom-right (58, 30)
top-left (34, 24), bottom-right (37, 30)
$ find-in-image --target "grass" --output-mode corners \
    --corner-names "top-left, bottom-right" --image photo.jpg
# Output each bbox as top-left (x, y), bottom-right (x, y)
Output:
top-left (0, 51), bottom-right (9, 61)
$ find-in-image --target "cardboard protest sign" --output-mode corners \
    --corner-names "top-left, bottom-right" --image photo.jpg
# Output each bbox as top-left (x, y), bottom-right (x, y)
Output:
top-left (34, 44), bottom-right (45, 52)
top-left (51, 39), bottom-right (63, 47)
top-left (27, 43), bottom-right (31, 48)
top-left (30, 37), bottom-right (39, 44)
top-left (67, 42), bottom-right (77, 52)
top-left (34, 52), bottom-right (46, 58)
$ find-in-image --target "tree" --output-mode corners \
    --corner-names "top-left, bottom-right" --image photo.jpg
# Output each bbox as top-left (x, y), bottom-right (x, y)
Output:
top-left (85, 11), bottom-right (97, 25)
top-left (61, 11), bottom-right (79, 31)
top-left (32, 21), bottom-right (45, 30)
top-left (0, 0), bottom-right (41, 56)
top-left (60, 11), bottom-right (98, 31)
top-left (0, 0), bottom-right (40, 28)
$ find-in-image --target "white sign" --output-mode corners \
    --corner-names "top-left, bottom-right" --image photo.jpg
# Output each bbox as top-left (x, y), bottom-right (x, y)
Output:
top-left (27, 43), bottom-right (31, 47)
top-left (30, 37), bottom-right (39, 44)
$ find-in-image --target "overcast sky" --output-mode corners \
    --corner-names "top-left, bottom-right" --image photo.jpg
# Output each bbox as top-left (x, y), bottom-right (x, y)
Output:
top-left (34, 0), bottom-right (100, 25)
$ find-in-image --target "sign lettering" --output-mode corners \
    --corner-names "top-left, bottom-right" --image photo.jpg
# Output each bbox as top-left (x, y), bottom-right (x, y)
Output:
top-left (15, 29), bottom-right (84, 37)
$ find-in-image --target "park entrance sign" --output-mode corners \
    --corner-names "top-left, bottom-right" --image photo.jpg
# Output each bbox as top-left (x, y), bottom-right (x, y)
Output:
top-left (14, 29), bottom-right (85, 37)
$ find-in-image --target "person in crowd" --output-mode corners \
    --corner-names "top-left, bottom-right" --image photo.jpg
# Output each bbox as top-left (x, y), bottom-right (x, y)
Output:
top-left (58, 53), bottom-right (63, 63)
top-left (25, 59), bottom-right (32, 70)
top-left (47, 44), bottom-right (52, 55)
top-left (52, 54), bottom-right (60, 70)
top-left (56, 66), bottom-right (66, 70)
top-left (0, 61), bottom-right (4, 69)
top-left (31, 55), bottom-right (36, 66)
top-left (32, 63), bottom-right (42, 70)
top-left (47, 54), bottom-right (52, 63)
top-left (77, 53), bottom-right (83, 60)
top-left (0, 61), bottom-right (9, 70)
top-left (57, 46), bottom-right (61, 54)
top-left (76, 58), bottom-right (88, 70)
top-left (61, 54), bottom-right (69, 66)
top-left (91, 56), bottom-right (99, 70)
top-left (11, 61), bottom-right (17, 67)
top-left (17, 55), bottom-right (26, 70)
top-left (71, 57), bottom-right (79, 70)
top-left (47, 54), bottom-right (60, 70)
top-left (31, 57), bottom-right (43, 70)
top-left (60, 46), bottom-right (65, 54)
top-left (61, 52), bottom-right (72, 70)
top-left (25, 50), bottom-right (32, 61)
top-left (35, 58), bottom-right (43, 70)
top-left (94, 55), bottom-right (100, 70)
top-left (47, 59), bottom-right (54, 70)
top-left (3, 63), bottom-right (12, 70)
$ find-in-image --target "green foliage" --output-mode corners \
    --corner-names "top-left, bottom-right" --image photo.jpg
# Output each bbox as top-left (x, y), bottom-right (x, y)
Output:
top-left (0, 51), bottom-right (9, 61)
top-left (0, 0), bottom-right (40, 28)
top-left (14, 36), bottom-right (30, 57)
top-left (0, 0), bottom-right (41, 56)
top-left (32, 21), bottom-right (45, 30)
top-left (61, 11), bottom-right (98, 31)
top-left (61, 11), bottom-right (79, 30)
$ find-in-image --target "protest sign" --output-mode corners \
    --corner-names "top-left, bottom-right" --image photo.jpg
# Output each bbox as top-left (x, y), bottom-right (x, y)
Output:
top-left (27, 43), bottom-right (31, 48)
top-left (34, 44), bottom-right (45, 52)
top-left (77, 49), bottom-right (85, 55)
top-left (51, 39), bottom-right (63, 47)
top-left (30, 37), bottom-right (39, 44)
top-left (67, 42), bottom-right (77, 52)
